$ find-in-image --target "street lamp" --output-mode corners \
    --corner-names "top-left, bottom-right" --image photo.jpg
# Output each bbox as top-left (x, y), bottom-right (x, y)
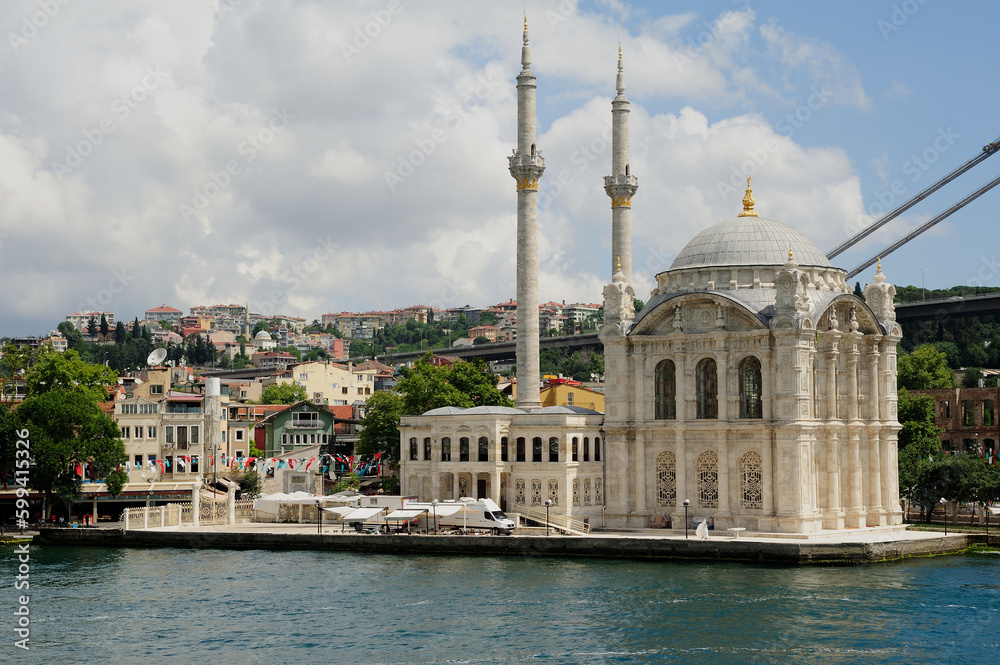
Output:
top-left (431, 499), bottom-right (438, 535)
top-left (544, 499), bottom-right (553, 537)
top-left (940, 497), bottom-right (947, 535)
top-left (919, 267), bottom-right (927, 301)
top-left (682, 499), bottom-right (691, 539)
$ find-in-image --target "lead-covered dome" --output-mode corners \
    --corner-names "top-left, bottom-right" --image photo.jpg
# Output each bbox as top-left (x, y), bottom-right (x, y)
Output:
top-left (670, 216), bottom-right (832, 270)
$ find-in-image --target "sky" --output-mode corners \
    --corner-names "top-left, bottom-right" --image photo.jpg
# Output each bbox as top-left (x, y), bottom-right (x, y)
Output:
top-left (1, 0), bottom-right (999, 337)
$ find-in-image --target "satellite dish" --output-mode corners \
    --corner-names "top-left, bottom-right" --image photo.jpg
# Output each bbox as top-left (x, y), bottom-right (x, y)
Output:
top-left (135, 378), bottom-right (143, 384)
top-left (117, 378), bottom-right (124, 384)
top-left (140, 472), bottom-right (147, 480)
top-left (147, 348), bottom-right (168, 366)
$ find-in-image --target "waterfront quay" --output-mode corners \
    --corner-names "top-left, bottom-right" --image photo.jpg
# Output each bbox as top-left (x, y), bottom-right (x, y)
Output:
top-left (36, 523), bottom-right (969, 565)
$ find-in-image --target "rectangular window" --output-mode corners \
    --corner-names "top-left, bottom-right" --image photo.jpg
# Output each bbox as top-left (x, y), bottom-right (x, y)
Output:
top-left (985, 400), bottom-right (995, 427)
top-left (150, 385), bottom-right (164, 395)
top-left (191, 456), bottom-right (199, 473)
top-left (567, 392), bottom-right (574, 406)
top-left (148, 454), bottom-right (157, 464)
top-left (134, 454), bottom-right (142, 467)
top-left (501, 437), bottom-right (508, 462)
top-left (516, 437), bottom-right (525, 462)
top-left (459, 437), bottom-right (470, 462)
top-left (235, 450), bottom-right (244, 459)
top-left (478, 437), bottom-right (489, 462)
top-left (148, 426), bottom-right (156, 439)
top-left (281, 433), bottom-right (288, 445)
top-left (165, 426), bottom-right (174, 444)
top-left (299, 373), bottom-right (308, 381)
top-left (357, 388), bottom-right (364, 395)
top-left (342, 387), bottom-right (348, 394)
top-left (235, 430), bottom-right (244, 442)
top-left (221, 431), bottom-right (226, 442)
top-left (942, 400), bottom-right (950, 419)
top-left (121, 426), bottom-right (130, 439)
top-left (191, 425), bottom-right (199, 444)
top-left (963, 400), bottom-right (975, 426)
top-left (441, 437), bottom-right (451, 462)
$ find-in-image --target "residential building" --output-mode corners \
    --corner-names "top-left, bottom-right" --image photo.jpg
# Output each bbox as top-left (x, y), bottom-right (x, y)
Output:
top-left (145, 305), bottom-right (183, 326)
top-left (65, 311), bottom-right (115, 331)
top-left (909, 386), bottom-right (999, 455)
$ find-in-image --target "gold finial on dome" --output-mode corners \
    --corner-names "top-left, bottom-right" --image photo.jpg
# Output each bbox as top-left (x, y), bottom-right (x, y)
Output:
top-left (524, 13), bottom-right (528, 31)
top-left (877, 257), bottom-right (882, 271)
top-left (788, 244), bottom-right (794, 261)
top-left (616, 256), bottom-right (622, 271)
top-left (619, 43), bottom-right (622, 60)
top-left (738, 175), bottom-right (758, 217)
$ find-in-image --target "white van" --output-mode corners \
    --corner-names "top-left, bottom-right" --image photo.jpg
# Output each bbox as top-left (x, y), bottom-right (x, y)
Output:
top-left (405, 497), bottom-right (516, 535)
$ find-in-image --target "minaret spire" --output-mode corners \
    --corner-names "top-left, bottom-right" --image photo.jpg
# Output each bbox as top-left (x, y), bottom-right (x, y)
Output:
top-left (604, 45), bottom-right (638, 285)
top-left (509, 16), bottom-right (545, 409)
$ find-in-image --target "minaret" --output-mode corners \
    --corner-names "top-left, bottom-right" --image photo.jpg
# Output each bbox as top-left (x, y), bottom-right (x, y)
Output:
top-left (604, 45), bottom-right (638, 284)
top-left (509, 15), bottom-right (545, 409)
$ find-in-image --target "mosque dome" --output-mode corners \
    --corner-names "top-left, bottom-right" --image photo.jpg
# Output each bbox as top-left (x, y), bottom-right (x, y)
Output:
top-left (254, 330), bottom-right (272, 340)
top-left (669, 215), bottom-right (832, 271)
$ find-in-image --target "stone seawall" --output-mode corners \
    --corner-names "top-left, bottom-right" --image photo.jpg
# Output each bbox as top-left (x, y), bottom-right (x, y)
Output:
top-left (36, 528), bottom-right (970, 565)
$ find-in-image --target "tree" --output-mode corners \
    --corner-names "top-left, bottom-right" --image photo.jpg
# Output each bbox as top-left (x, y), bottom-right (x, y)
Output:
top-left (896, 389), bottom-right (942, 515)
top-left (356, 391), bottom-right (403, 466)
top-left (15, 388), bottom-right (127, 517)
top-left (26, 349), bottom-right (118, 402)
top-left (87, 316), bottom-right (97, 337)
top-left (350, 339), bottom-right (373, 358)
top-left (257, 383), bottom-right (308, 404)
top-left (114, 322), bottom-right (127, 346)
top-left (57, 321), bottom-right (84, 351)
top-left (99, 314), bottom-right (110, 339)
top-left (472, 336), bottom-right (491, 345)
top-left (239, 470), bottom-right (263, 500)
top-left (0, 404), bottom-right (19, 490)
top-left (897, 344), bottom-right (954, 390)
top-left (853, 281), bottom-right (865, 300)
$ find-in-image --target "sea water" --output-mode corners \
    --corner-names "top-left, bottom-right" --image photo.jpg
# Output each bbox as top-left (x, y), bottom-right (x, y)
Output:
top-left (5, 546), bottom-right (999, 664)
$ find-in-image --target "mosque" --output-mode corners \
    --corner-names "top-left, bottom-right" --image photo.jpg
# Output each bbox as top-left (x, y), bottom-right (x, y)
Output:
top-left (399, 21), bottom-right (903, 533)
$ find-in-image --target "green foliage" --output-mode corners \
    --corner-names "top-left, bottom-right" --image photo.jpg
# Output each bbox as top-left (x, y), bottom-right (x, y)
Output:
top-left (357, 391), bottom-right (403, 466)
top-left (16, 388), bottom-right (127, 514)
top-left (633, 298), bottom-right (644, 315)
top-left (329, 472), bottom-right (362, 494)
top-left (472, 336), bottom-right (490, 345)
top-left (539, 347), bottom-right (604, 381)
top-left (104, 468), bottom-right (128, 497)
top-left (350, 339), bottom-right (374, 357)
top-left (963, 368), bottom-right (984, 388)
top-left (249, 445), bottom-right (263, 458)
top-left (897, 344), bottom-right (954, 390)
top-left (0, 404), bottom-right (19, 490)
top-left (240, 470), bottom-right (263, 500)
top-left (382, 475), bottom-right (399, 494)
top-left (853, 282), bottom-right (864, 300)
top-left (258, 383), bottom-right (308, 405)
top-left (26, 349), bottom-right (118, 402)
top-left (396, 354), bottom-right (512, 415)
top-left (896, 389), bottom-right (942, 503)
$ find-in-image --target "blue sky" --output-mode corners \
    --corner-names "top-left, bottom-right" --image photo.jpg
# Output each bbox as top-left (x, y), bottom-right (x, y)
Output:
top-left (0, 0), bottom-right (997, 337)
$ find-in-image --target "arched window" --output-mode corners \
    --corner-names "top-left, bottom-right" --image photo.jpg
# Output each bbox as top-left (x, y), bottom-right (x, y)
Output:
top-left (655, 360), bottom-right (676, 419)
top-left (583, 437), bottom-right (590, 461)
top-left (532, 437), bottom-right (543, 462)
top-left (740, 450), bottom-right (763, 509)
top-left (572, 437), bottom-right (579, 461)
top-left (423, 437), bottom-right (431, 461)
top-left (409, 437), bottom-right (418, 461)
top-left (696, 358), bottom-right (718, 419)
top-left (530, 479), bottom-right (542, 506)
top-left (501, 437), bottom-right (509, 462)
top-left (697, 450), bottom-right (719, 508)
top-left (549, 437), bottom-right (559, 462)
top-left (478, 436), bottom-right (489, 462)
top-left (516, 437), bottom-right (526, 462)
top-left (594, 437), bottom-right (601, 462)
top-left (655, 451), bottom-right (677, 507)
top-left (739, 357), bottom-right (763, 419)
top-left (459, 437), bottom-right (470, 462)
top-left (515, 478), bottom-right (526, 505)
top-left (441, 437), bottom-right (451, 461)
top-left (547, 479), bottom-right (559, 505)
